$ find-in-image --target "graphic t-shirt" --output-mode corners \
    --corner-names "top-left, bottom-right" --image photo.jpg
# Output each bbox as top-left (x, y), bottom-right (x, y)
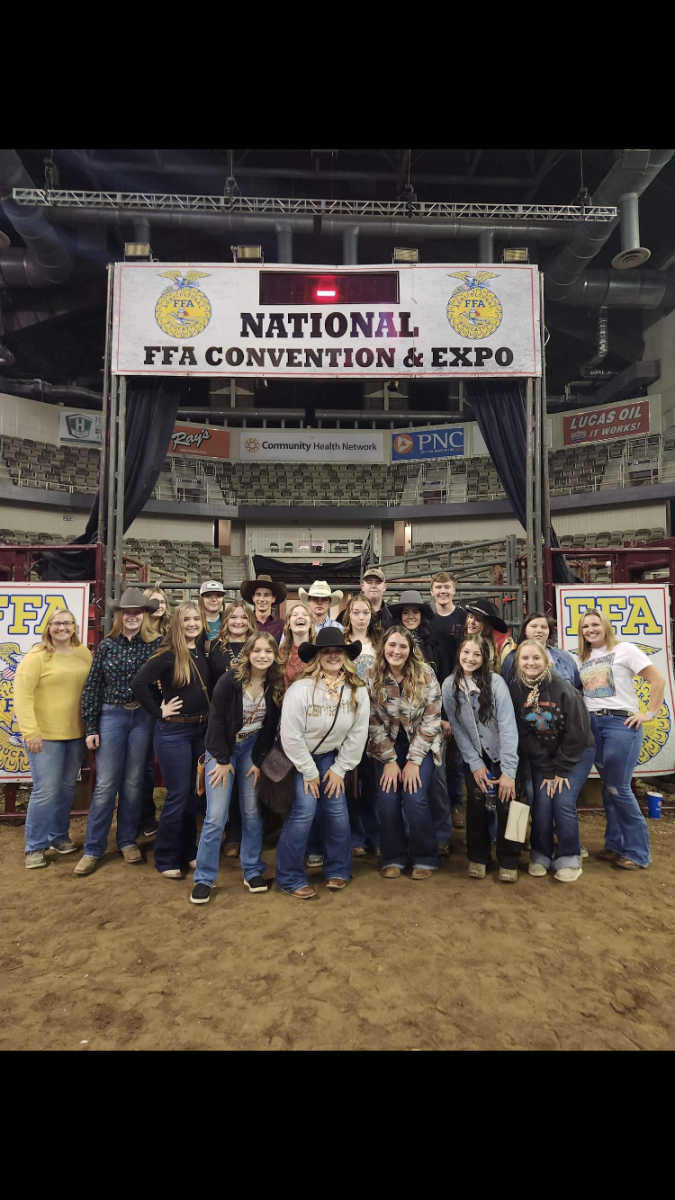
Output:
top-left (577, 642), bottom-right (652, 712)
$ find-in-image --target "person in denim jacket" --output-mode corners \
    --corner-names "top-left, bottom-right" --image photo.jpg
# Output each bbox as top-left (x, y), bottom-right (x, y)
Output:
top-left (501, 612), bottom-right (581, 690)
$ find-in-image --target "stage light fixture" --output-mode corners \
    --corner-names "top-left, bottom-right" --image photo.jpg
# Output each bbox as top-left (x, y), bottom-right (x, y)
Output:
top-left (393, 247), bottom-right (419, 263)
top-left (502, 248), bottom-right (529, 263)
top-left (124, 242), bottom-right (152, 260)
top-left (232, 245), bottom-right (264, 263)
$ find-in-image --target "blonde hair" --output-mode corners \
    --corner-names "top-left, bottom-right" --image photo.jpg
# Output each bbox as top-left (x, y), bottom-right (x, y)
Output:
top-left (40, 608), bottom-right (82, 656)
top-left (212, 600), bottom-right (257, 652)
top-left (144, 586), bottom-right (172, 637)
top-left (234, 632), bottom-right (286, 709)
top-left (369, 625), bottom-right (428, 706)
top-left (297, 650), bottom-right (366, 693)
top-left (342, 595), bottom-right (383, 649)
top-left (577, 608), bottom-right (618, 663)
top-left (109, 609), bottom-right (160, 643)
top-left (150, 601), bottom-right (203, 686)
top-left (515, 639), bottom-right (552, 685)
top-left (278, 602), bottom-right (316, 666)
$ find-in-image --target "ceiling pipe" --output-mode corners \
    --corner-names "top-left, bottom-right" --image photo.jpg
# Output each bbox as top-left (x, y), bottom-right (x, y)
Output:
top-left (612, 193), bottom-right (651, 269)
top-left (275, 222), bottom-right (293, 263)
top-left (0, 377), bottom-right (102, 402)
top-left (579, 308), bottom-right (613, 378)
top-left (478, 230), bottom-right (495, 262)
top-left (343, 225), bottom-right (359, 265)
top-left (545, 149), bottom-right (675, 304)
top-left (557, 269), bottom-right (675, 308)
top-left (0, 150), bottom-right (73, 288)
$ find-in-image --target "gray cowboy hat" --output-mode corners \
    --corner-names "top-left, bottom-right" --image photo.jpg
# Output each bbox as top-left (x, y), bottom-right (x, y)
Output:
top-left (389, 589), bottom-right (434, 623)
top-left (108, 586), bottom-right (159, 613)
top-left (298, 627), bottom-right (361, 664)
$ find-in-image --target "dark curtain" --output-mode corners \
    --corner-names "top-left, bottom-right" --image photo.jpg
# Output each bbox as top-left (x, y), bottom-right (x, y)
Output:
top-left (253, 553), bottom-right (362, 587)
top-left (38, 381), bottom-right (182, 581)
top-left (468, 380), bottom-right (573, 585)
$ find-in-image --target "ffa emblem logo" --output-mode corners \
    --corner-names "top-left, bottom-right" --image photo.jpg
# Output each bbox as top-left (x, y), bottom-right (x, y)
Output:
top-left (66, 414), bottom-right (93, 440)
top-left (634, 676), bottom-right (671, 766)
top-left (155, 271), bottom-right (212, 340)
top-left (245, 438), bottom-right (260, 453)
top-left (446, 271), bottom-right (503, 341)
top-left (393, 434), bottom-right (414, 455)
top-left (0, 643), bottom-right (29, 777)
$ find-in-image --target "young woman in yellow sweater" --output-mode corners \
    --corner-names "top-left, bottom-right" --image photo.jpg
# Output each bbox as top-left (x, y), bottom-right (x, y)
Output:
top-left (13, 609), bottom-right (92, 869)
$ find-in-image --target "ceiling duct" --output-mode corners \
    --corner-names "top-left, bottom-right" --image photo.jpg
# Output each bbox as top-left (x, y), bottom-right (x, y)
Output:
top-left (545, 149), bottom-right (674, 304)
top-left (612, 192), bottom-right (651, 269)
top-left (579, 308), bottom-right (613, 378)
top-left (0, 151), bottom-right (73, 288)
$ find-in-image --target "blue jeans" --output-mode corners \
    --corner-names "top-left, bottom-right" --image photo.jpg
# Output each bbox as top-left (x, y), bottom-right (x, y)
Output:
top-left (276, 750), bottom-right (352, 891)
top-left (530, 743), bottom-right (596, 870)
top-left (446, 741), bottom-right (466, 812)
top-left (195, 737), bottom-right (266, 886)
top-left (349, 753), bottom-right (380, 851)
top-left (591, 713), bottom-right (651, 867)
top-left (83, 705), bottom-right (155, 858)
top-left (153, 720), bottom-right (205, 872)
top-left (140, 745), bottom-right (157, 826)
top-left (427, 753), bottom-right (452, 844)
top-left (24, 738), bottom-right (86, 853)
top-left (376, 749), bottom-right (439, 870)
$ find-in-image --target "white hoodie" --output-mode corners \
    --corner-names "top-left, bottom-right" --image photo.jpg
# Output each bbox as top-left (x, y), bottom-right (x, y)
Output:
top-left (281, 676), bottom-right (369, 781)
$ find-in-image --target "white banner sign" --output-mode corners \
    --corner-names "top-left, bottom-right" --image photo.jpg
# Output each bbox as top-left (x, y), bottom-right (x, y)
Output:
top-left (556, 584), bottom-right (675, 777)
top-left (239, 430), bottom-right (383, 462)
top-left (0, 585), bottom-right (89, 782)
top-left (112, 262), bottom-right (541, 378)
top-left (59, 411), bottom-right (102, 445)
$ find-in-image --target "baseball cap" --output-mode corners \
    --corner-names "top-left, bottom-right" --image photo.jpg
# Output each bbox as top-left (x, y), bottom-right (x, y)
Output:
top-left (199, 580), bottom-right (225, 595)
top-left (362, 567), bottom-right (386, 582)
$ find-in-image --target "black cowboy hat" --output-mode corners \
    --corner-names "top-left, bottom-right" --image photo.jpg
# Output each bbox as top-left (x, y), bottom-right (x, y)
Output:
top-left (389, 589), bottom-right (434, 623)
top-left (298, 627), bottom-right (362, 664)
top-left (465, 597), bottom-right (508, 634)
top-left (240, 574), bottom-right (288, 605)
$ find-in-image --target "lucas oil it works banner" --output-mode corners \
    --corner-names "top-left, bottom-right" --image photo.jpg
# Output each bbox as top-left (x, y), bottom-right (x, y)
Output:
top-left (112, 263), bottom-right (542, 379)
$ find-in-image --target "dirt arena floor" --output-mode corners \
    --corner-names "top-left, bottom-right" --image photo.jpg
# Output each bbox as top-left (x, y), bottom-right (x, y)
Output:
top-left (2, 811), bottom-right (674, 1052)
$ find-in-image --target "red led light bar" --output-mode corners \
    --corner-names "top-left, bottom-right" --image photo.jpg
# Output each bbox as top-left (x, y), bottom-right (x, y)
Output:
top-left (260, 272), bottom-right (399, 305)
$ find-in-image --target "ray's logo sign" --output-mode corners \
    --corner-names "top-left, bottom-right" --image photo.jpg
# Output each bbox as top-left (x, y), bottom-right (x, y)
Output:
top-left (155, 271), bottom-right (212, 340)
top-left (446, 271), bottom-right (503, 340)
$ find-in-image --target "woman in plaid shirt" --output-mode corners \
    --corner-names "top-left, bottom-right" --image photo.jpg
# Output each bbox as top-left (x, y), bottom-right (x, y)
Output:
top-left (367, 627), bottom-right (442, 880)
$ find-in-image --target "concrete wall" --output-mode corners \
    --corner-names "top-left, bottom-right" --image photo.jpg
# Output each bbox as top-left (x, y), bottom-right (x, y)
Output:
top-left (646, 309), bottom-right (675, 431)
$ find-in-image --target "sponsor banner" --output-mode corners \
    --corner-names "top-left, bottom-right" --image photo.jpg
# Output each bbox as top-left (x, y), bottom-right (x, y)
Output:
top-left (563, 399), bottom-right (650, 447)
top-left (392, 426), bottom-right (465, 461)
top-left (168, 423), bottom-right (230, 460)
top-left (112, 263), bottom-right (541, 378)
top-left (239, 430), bottom-right (383, 463)
top-left (59, 411), bottom-right (102, 445)
top-left (0, 585), bottom-right (89, 782)
top-left (556, 584), bottom-right (675, 776)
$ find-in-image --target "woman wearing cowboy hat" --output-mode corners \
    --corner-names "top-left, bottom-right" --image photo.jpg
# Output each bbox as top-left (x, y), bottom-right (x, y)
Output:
top-left (74, 588), bottom-right (161, 876)
top-left (298, 581), bottom-right (344, 634)
top-left (277, 629), bottom-right (370, 899)
top-left (388, 590), bottom-right (439, 673)
top-left (240, 575), bottom-right (287, 644)
top-left (464, 598), bottom-right (516, 673)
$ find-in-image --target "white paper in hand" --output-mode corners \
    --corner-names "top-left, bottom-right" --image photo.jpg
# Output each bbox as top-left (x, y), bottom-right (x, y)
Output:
top-left (505, 799), bottom-right (530, 844)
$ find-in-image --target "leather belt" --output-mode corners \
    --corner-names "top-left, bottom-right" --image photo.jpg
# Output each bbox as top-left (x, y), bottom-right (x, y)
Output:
top-left (122, 702), bottom-right (141, 710)
top-left (593, 708), bottom-right (633, 717)
top-left (165, 714), bottom-right (208, 725)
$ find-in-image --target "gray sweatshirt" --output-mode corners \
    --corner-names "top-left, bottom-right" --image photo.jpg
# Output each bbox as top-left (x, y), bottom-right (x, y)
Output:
top-left (280, 676), bottom-right (370, 781)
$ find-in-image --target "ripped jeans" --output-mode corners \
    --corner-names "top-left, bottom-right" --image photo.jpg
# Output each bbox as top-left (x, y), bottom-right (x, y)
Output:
top-left (591, 713), bottom-right (650, 868)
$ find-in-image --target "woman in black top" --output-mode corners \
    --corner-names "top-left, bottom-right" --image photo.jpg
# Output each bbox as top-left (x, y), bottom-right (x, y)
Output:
top-left (207, 600), bottom-right (257, 684)
top-left (191, 633), bottom-right (284, 906)
top-left (388, 590), bottom-right (439, 674)
top-left (509, 640), bottom-right (595, 884)
top-left (132, 601), bottom-right (211, 879)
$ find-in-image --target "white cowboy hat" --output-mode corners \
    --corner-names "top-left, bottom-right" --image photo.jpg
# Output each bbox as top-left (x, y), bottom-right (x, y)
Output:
top-left (299, 580), bottom-right (344, 606)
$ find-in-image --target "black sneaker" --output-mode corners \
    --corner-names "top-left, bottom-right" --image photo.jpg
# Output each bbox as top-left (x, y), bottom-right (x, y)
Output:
top-left (243, 876), bottom-right (269, 894)
top-left (143, 819), bottom-right (159, 838)
top-left (190, 883), bottom-right (211, 905)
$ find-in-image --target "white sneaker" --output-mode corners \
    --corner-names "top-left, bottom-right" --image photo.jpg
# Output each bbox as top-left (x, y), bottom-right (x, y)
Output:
top-left (528, 862), bottom-right (548, 877)
top-left (580, 845), bottom-right (589, 859)
top-left (468, 862), bottom-right (487, 879)
top-left (555, 867), bottom-right (583, 883)
top-left (161, 869), bottom-right (185, 880)
top-left (25, 850), bottom-right (47, 869)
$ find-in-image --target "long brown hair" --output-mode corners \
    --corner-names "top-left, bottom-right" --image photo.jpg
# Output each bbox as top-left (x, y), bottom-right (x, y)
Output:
top-left (150, 601), bottom-right (203, 686)
top-left (464, 614), bottom-right (499, 673)
top-left (342, 595), bottom-right (382, 649)
top-left (369, 625), bottom-right (427, 706)
top-left (212, 600), bottom-right (257, 652)
top-left (144, 586), bottom-right (172, 637)
top-left (234, 632), bottom-right (285, 709)
top-left (109, 610), bottom-right (159, 643)
top-left (278, 601), bottom-right (316, 666)
top-left (577, 608), bottom-right (618, 663)
top-left (39, 608), bottom-right (82, 656)
top-left (451, 635), bottom-right (495, 726)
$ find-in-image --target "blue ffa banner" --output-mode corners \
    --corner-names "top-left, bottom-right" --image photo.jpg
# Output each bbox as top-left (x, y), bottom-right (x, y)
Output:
top-left (392, 427), bottom-right (465, 462)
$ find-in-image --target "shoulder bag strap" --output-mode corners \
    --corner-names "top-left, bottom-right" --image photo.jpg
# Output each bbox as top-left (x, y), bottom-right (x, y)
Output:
top-left (310, 685), bottom-right (345, 755)
top-left (191, 657), bottom-right (212, 710)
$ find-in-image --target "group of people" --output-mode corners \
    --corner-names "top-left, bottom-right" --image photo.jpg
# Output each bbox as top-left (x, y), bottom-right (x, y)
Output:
top-left (13, 564), bottom-right (662, 904)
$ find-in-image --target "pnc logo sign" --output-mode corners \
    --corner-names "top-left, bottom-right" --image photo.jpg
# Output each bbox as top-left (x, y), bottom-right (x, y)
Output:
top-left (393, 435), bottom-right (414, 455)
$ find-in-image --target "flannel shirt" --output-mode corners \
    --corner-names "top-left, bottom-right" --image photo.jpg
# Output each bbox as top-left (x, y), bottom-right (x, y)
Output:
top-left (366, 666), bottom-right (443, 766)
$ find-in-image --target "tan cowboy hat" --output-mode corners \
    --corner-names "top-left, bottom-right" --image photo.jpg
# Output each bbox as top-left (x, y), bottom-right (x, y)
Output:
top-left (299, 580), bottom-right (344, 606)
top-left (108, 586), bottom-right (159, 613)
top-left (240, 574), bottom-right (288, 604)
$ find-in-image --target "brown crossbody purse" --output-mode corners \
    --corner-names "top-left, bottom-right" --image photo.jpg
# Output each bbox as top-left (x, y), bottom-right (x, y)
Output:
top-left (192, 658), bottom-right (212, 797)
top-left (259, 686), bottom-right (345, 814)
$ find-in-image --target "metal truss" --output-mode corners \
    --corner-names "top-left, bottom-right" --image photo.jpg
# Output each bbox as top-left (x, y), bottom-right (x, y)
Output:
top-left (11, 189), bottom-right (618, 222)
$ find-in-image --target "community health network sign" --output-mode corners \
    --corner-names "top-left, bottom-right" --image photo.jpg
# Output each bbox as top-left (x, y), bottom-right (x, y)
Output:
top-left (239, 430), bottom-right (383, 463)
top-left (112, 263), bottom-right (541, 379)
top-left (0, 585), bottom-right (89, 782)
top-left (392, 427), bottom-right (465, 462)
top-left (556, 584), bottom-right (675, 777)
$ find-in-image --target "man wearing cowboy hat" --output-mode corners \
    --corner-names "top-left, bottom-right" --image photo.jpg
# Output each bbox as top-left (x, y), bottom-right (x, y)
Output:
top-left (298, 581), bottom-right (344, 634)
top-left (240, 574), bottom-right (287, 643)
